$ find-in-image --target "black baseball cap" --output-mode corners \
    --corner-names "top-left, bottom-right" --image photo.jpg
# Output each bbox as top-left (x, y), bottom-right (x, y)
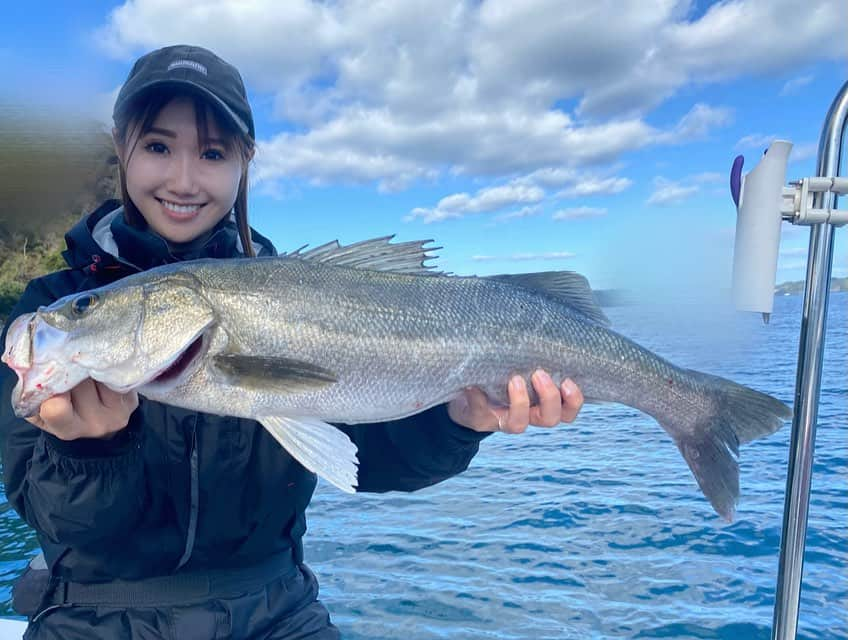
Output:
top-left (113, 44), bottom-right (255, 139)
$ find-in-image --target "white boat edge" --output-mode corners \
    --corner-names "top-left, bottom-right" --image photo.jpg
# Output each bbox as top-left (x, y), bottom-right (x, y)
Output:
top-left (0, 618), bottom-right (25, 638)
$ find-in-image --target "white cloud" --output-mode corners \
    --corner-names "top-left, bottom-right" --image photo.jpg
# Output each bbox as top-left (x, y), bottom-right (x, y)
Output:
top-left (780, 74), bottom-right (815, 96)
top-left (406, 183), bottom-right (545, 223)
top-left (409, 166), bottom-right (634, 223)
top-left (552, 207), bottom-right (607, 220)
top-left (254, 134), bottom-right (436, 193)
top-left (659, 103), bottom-right (734, 143)
top-left (96, 0), bottom-right (846, 191)
top-left (692, 172), bottom-right (723, 184)
top-left (780, 247), bottom-right (807, 258)
top-left (790, 142), bottom-right (818, 163)
top-left (253, 107), bottom-right (660, 188)
top-left (777, 260), bottom-right (808, 272)
top-left (409, 165), bottom-right (639, 223)
top-left (663, 1), bottom-right (845, 77)
top-left (646, 177), bottom-right (699, 205)
top-left (580, 1), bottom-right (844, 116)
top-left (494, 206), bottom-right (542, 222)
top-left (730, 138), bottom-right (816, 166)
top-left (516, 167), bottom-right (579, 188)
top-left (472, 251), bottom-right (576, 262)
top-left (556, 177), bottom-right (633, 198)
top-left (735, 133), bottom-right (779, 151)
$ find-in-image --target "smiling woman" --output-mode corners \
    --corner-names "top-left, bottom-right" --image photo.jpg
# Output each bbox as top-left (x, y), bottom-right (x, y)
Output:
top-left (0, 43), bottom-right (584, 640)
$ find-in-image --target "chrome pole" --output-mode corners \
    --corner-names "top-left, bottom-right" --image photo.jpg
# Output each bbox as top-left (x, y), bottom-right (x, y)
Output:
top-left (771, 80), bottom-right (848, 640)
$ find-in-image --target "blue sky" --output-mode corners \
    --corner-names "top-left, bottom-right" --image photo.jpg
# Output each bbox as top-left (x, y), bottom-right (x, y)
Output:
top-left (2, 0), bottom-right (846, 295)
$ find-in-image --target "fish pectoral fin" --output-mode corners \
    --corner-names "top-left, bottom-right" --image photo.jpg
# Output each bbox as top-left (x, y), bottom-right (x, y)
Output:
top-left (213, 354), bottom-right (337, 392)
top-left (485, 272), bottom-right (610, 326)
top-left (259, 415), bottom-right (359, 493)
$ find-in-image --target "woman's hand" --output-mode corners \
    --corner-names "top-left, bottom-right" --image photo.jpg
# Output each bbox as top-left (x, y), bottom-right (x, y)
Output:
top-left (25, 378), bottom-right (139, 440)
top-left (448, 370), bottom-right (583, 434)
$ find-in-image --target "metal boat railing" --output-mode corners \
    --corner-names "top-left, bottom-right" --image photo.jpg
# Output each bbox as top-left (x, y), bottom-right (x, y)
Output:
top-left (771, 80), bottom-right (847, 640)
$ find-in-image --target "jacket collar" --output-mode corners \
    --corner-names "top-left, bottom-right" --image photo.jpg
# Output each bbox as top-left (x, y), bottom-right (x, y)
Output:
top-left (62, 200), bottom-right (276, 277)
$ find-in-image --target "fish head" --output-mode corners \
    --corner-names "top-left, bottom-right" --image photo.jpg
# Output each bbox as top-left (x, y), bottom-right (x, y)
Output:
top-left (2, 271), bottom-right (215, 418)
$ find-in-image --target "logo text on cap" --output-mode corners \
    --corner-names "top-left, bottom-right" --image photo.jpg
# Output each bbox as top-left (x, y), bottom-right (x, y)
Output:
top-left (167, 60), bottom-right (208, 75)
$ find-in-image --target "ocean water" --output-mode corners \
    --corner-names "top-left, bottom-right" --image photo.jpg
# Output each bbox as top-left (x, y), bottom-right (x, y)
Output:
top-left (0, 292), bottom-right (845, 639)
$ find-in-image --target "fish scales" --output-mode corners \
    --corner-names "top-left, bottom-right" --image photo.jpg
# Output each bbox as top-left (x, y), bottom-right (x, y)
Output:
top-left (189, 258), bottom-right (582, 420)
top-left (178, 258), bottom-right (725, 430)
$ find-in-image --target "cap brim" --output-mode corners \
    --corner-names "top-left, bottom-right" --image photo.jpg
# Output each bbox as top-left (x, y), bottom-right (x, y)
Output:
top-left (115, 79), bottom-right (250, 137)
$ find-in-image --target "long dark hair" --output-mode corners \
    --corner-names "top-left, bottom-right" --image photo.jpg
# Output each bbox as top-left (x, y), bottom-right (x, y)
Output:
top-left (112, 89), bottom-right (257, 257)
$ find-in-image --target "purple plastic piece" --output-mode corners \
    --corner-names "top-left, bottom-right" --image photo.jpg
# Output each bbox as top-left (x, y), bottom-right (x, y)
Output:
top-left (730, 155), bottom-right (744, 208)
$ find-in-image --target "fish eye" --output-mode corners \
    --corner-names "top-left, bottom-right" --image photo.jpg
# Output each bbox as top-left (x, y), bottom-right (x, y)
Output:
top-left (71, 294), bottom-right (99, 316)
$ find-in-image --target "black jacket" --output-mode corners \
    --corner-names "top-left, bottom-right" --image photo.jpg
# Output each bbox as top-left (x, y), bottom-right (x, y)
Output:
top-left (0, 201), bottom-right (488, 584)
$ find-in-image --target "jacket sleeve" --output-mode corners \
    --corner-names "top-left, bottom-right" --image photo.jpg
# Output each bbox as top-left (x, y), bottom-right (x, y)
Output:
top-left (0, 277), bottom-right (148, 548)
top-left (337, 404), bottom-right (491, 493)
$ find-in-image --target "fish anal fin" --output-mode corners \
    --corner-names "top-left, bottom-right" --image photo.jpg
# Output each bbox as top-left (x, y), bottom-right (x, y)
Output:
top-left (259, 415), bottom-right (359, 492)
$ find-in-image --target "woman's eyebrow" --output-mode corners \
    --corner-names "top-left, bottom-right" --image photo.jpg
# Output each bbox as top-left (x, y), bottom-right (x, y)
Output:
top-left (146, 127), bottom-right (177, 138)
top-left (143, 126), bottom-right (229, 148)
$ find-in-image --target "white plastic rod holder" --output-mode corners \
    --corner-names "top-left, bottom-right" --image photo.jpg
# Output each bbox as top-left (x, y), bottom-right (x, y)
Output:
top-left (731, 140), bottom-right (793, 319)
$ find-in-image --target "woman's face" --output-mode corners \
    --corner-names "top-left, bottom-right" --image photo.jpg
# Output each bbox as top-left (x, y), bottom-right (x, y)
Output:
top-left (121, 96), bottom-right (244, 244)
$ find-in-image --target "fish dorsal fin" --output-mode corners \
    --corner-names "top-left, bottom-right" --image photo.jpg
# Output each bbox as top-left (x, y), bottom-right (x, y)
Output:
top-left (486, 271), bottom-right (611, 326)
top-left (213, 354), bottom-right (338, 392)
top-left (280, 236), bottom-right (444, 275)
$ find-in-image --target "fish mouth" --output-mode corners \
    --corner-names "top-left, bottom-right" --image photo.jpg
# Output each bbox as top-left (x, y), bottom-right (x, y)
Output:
top-left (145, 332), bottom-right (207, 389)
top-left (2, 314), bottom-right (35, 374)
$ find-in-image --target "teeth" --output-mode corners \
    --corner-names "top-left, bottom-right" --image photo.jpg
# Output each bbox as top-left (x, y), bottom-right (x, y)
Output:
top-left (161, 199), bottom-right (201, 214)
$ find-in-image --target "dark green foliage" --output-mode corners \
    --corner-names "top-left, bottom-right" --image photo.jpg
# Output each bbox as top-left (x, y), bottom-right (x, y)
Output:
top-left (0, 280), bottom-right (24, 321)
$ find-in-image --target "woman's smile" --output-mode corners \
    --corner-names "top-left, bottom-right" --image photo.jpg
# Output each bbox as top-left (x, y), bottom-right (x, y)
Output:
top-left (156, 198), bottom-right (207, 221)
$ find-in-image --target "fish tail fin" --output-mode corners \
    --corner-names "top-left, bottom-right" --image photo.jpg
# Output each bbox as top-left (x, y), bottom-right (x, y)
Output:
top-left (669, 371), bottom-right (791, 521)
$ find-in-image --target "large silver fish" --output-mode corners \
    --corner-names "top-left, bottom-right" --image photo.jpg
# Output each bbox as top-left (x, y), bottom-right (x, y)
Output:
top-left (2, 238), bottom-right (790, 520)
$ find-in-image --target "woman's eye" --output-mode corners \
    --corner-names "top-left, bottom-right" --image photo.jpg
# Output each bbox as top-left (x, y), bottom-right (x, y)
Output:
top-left (71, 294), bottom-right (99, 316)
top-left (202, 148), bottom-right (225, 161)
top-left (145, 142), bottom-right (168, 154)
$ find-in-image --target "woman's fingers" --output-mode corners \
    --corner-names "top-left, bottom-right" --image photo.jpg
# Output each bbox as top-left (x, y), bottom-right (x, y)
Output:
top-left (34, 392), bottom-right (77, 438)
top-left (560, 379), bottom-right (583, 423)
top-left (449, 373), bottom-right (585, 434)
top-left (502, 376), bottom-right (530, 433)
top-left (528, 370), bottom-right (562, 427)
top-left (69, 378), bottom-right (101, 422)
top-left (448, 386), bottom-right (498, 431)
top-left (97, 383), bottom-right (138, 415)
top-left (24, 379), bottom-right (137, 440)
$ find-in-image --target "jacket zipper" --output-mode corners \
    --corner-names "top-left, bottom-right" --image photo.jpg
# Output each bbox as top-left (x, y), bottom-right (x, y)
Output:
top-left (175, 415), bottom-right (200, 571)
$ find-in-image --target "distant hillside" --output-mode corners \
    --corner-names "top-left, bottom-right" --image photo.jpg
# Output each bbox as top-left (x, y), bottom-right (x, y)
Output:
top-left (594, 289), bottom-right (634, 307)
top-left (0, 105), bottom-right (119, 324)
top-left (775, 277), bottom-right (848, 296)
